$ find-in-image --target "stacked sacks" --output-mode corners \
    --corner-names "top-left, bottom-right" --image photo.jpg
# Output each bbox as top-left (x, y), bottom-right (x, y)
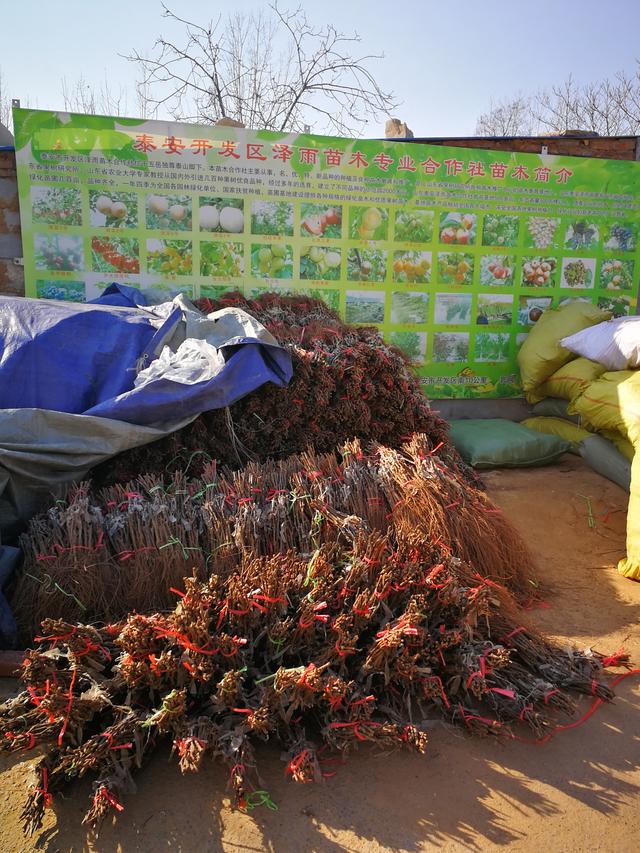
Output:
top-left (517, 302), bottom-right (610, 406)
top-left (516, 303), bottom-right (623, 451)
top-left (535, 357), bottom-right (607, 405)
top-left (520, 416), bottom-right (591, 455)
top-left (561, 316), bottom-right (640, 465)
top-left (568, 370), bottom-right (640, 578)
top-left (517, 303), bottom-right (640, 579)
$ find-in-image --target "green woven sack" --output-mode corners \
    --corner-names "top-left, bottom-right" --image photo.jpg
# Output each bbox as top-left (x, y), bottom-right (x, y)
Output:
top-left (449, 418), bottom-right (571, 469)
top-left (532, 397), bottom-right (580, 424)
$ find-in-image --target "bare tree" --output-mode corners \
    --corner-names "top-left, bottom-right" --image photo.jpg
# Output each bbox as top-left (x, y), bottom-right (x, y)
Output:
top-left (534, 71), bottom-right (640, 135)
top-left (476, 65), bottom-right (640, 136)
top-left (0, 68), bottom-right (11, 129)
top-left (61, 74), bottom-right (130, 116)
top-left (475, 95), bottom-right (535, 136)
top-left (126, 3), bottom-right (398, 134)
top-left (608, 69), bottom-right (640, 132)
top-left (59, 71), bottom-right (158, 119)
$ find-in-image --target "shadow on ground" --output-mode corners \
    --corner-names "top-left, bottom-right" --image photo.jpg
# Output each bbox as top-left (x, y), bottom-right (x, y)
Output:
top-left (27, 680), bottom-right (640, 852)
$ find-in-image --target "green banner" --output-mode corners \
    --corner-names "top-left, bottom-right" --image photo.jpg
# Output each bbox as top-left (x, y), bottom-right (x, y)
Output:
top-left (12, 107), bottom-right (640, 398)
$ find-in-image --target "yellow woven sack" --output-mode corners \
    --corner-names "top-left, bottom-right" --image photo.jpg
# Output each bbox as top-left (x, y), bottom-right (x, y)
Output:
top-left (570, 370), bottom-right (640, 444)
top-left (619, 450), bottom-right (640, 580)
top-left (535, 357), bottom-right (606, 404)
top-left (517, 302), bottom-right (610, 396)
top-left (521, 417), bottom-right (590, 454)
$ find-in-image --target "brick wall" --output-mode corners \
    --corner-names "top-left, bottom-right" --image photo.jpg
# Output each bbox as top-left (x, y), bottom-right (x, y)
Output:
top-left (410, 135), bottom-right (639, 160)
top-left (0, 150), bottom-right (23, 296)
top-left (380, 134), bottom-right (640, 330)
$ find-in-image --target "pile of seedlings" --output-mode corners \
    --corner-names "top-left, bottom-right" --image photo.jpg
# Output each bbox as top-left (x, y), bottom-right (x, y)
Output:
top-left (2, 439), bottom-right (624, 834)
top-left (90, 292), bottom-right (456, 487)
top-left (0, 436), bottom-right (628, 831)
top-left (14, 435), bottom-right (533, 640)
top-left (5, 295), bottom-right (632, 837)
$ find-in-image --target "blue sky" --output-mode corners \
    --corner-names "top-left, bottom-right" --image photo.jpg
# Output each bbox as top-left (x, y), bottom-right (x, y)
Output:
top-left (2, 0), bottom-right (640, 136)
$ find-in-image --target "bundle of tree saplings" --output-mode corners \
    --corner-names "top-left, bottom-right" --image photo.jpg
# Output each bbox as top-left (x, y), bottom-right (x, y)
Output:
top-left (4, 482), bottom-right (619, 834)
top-left (14, 435), bottom-right (535, 643)
top-left (89, 292), bottom-right (459, 488)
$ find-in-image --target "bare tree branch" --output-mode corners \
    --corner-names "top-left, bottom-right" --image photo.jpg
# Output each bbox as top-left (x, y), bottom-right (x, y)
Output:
top-left (124, 2), bottom-right (398, 134)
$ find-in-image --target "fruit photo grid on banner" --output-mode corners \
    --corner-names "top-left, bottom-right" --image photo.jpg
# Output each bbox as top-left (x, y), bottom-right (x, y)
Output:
top-left (12, 108), bottom-right (640, 398)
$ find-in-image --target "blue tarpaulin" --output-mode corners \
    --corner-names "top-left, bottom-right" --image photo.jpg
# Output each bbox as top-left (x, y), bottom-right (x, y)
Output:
top-left (90, 283), bottom-right (147, 308)
top-left (0, 286), bottom-right (293, 644)
top-left (0, 286), bottom-right (292, 425)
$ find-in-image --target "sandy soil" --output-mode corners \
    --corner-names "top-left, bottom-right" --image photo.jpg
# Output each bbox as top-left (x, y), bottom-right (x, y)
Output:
top-left (1, 455), bottom-right (639, 852)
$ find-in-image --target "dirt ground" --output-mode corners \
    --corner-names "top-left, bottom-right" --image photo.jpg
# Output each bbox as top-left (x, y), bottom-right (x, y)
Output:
top-left (1, 455), bottom-right (639, 852)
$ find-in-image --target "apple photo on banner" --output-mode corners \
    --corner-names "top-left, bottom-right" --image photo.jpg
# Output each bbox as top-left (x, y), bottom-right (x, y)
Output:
top-left (34, 233), bottom-right (84, 272)
top-left (437, 253), bottom-right (474, 285)
top-left (198, 198), bottom-right (245, 234)
top-left (480, 254), bottom-right (515, 287)
top-left (521, 256), bottom-right (558, 288)
top-left (300, 204), bottom-right (342, 239)
top-left (393, 209), bottom-right (434, 243)
top-left (439, 212), bottom-right (476, 246)
top-left (146, 239), bottom-right (192, 276)
top-left (348, 206), bottom-right (389, 241)
top-left (481, 214), bottom-right (520, 248)
top-left (251, 201), bottom-right (294, 236)
top-left (599, 259), bottom-right (634, 291)
top-left (146, 194), bottom-right (192, 231)
top-left (347, 248), bottom-right (387, 282)
top-left (31, 185), bottom-right (82, 226)
top-left (90, 191), bottom-right (138, 228)
top-left (200, 242), bottom-right (244, 278)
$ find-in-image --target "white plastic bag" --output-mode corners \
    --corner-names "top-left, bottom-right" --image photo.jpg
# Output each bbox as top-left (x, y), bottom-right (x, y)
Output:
top-left (561, 316), bottom-right (640, 371)
top-left (134, 338), bottom-right (225, 387)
